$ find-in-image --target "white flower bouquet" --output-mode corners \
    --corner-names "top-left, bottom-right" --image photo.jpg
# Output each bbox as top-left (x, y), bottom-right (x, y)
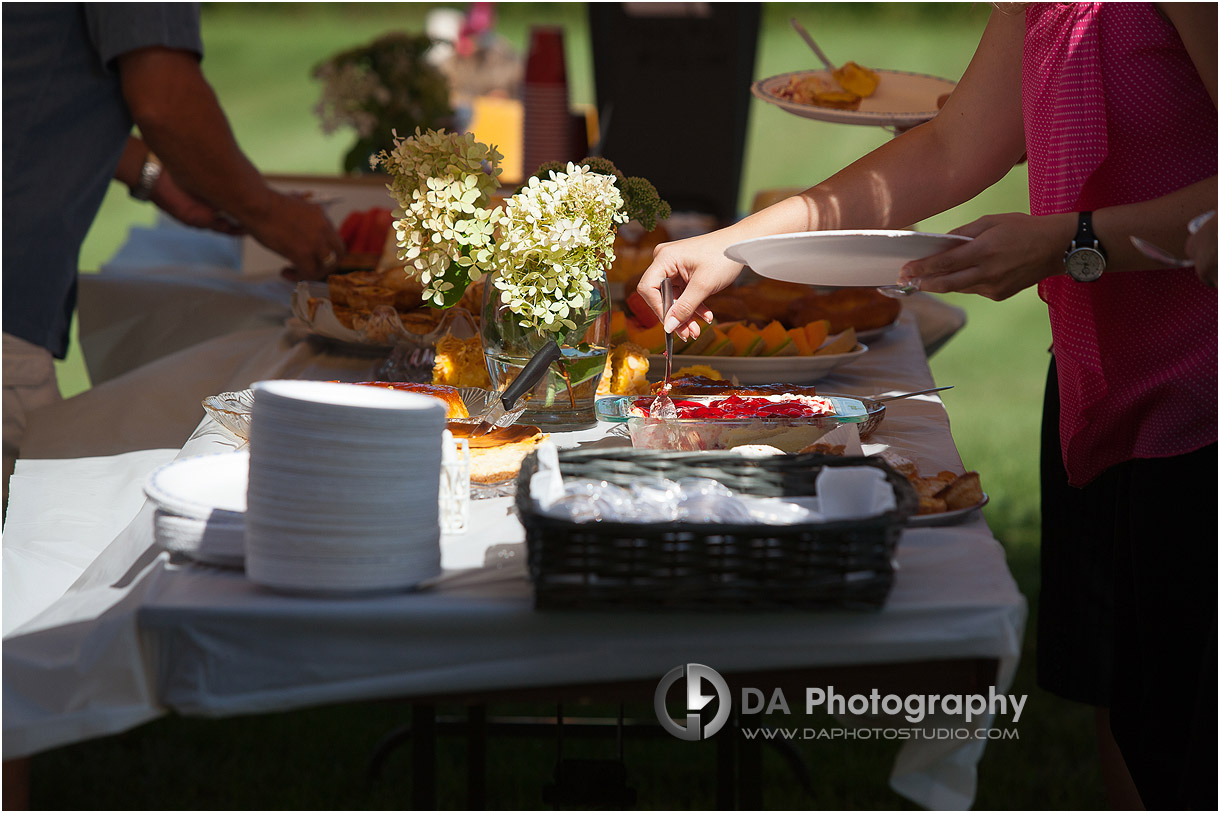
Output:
top-left (372, 128), bottom-right (670, 336)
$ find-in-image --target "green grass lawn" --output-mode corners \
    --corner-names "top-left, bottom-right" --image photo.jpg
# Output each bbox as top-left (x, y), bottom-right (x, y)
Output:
top-left (32, 3), bottom-right (1099, 809)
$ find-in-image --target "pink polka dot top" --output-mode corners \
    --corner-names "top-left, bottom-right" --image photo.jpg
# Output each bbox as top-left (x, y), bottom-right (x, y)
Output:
top-left (1023, 2), bottom-right (1217, 486)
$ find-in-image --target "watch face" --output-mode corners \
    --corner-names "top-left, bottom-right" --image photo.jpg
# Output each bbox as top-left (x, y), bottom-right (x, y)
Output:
top-left (1066, 248), bottom-right (1105, 282)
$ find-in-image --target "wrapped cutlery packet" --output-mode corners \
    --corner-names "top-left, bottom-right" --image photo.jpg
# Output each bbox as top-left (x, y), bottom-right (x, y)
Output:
top-left (530, 439), bottom-right (895, 525)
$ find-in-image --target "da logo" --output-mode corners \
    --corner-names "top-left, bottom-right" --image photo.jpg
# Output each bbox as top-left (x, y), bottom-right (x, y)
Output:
top-left (654, 663), bottom-right (731, 741)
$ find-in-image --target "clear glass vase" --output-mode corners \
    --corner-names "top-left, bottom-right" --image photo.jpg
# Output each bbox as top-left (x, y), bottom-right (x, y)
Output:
top-left (480, 273), bottom-right (610, 425)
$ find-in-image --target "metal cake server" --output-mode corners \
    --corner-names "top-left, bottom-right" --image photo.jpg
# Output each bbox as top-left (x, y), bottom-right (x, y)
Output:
top-left (468, 340), bottom-right (562, 437)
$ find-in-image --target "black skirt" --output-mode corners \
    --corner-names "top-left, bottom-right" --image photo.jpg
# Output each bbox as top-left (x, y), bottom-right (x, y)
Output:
top-left (1038, 356), bottom-right (1218, 808)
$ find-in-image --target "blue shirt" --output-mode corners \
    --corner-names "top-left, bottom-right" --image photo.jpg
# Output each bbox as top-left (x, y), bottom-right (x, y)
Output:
top-left (2, 3), bottom-right (203, 358)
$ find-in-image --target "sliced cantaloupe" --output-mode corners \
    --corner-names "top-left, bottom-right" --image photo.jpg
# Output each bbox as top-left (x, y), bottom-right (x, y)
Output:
top-left (803, 319), bottom-right (830, 351)
top-left (627, 322), bottom-right (668, 354)
top-left (706, 328), bottom-right (736, 356)
top-left (610, 310), bottom-right (629, 343)
top-left (758, 320), bottom-right (790, 355)
top-left (677, 324), bottom-right (717, 355)
top-left (788, 327), bottom-right (813, 356)
top-left (766, 338), bottom-right (799, 357)
top-left (814, 326), bottom-right (858, 356)
top-left (727, 322), bottom-right (765, 356)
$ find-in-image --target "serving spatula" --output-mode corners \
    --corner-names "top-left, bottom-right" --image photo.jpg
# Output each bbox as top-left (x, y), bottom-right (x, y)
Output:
top-left (468, 339), bottom-right (562, 437)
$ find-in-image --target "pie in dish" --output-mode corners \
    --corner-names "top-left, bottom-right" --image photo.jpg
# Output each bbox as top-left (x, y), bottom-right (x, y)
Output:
top-left (447, 423), bottom-right (548, 484)
top-left (348, 381), bottom-right (470, 420)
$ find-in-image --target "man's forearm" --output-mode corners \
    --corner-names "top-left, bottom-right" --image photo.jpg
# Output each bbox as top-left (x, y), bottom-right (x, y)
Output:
top-left (117, 47), bottom-right (272, 222)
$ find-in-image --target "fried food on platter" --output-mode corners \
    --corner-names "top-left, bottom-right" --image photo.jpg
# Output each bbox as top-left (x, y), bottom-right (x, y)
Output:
top-left (705, 283), bottom-right (900, 335)
top-left (935, 470), bottom-right (984, 511)
top-left (597, 342), bottom-right (651, 396)
top-left (432, 334), bottom-right (491, 389)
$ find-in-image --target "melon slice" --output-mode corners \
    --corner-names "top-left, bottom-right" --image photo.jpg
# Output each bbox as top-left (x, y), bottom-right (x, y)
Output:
top-left (814, 327), bottom-right (858, 356)
top-left (804, 319), bottom-right (830, 351)
top-left (706, 328), bottom-right (736, 356)
top-left (727, 323), bottom-right (765, 356)
top-left (627, 322), bottom-right (667, 354)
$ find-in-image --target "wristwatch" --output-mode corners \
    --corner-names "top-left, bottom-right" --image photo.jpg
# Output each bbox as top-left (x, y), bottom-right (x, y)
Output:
top-left (130, 151), bottom-right (162, 201)
top-left (1064, 211), bottom-right (1106, 282)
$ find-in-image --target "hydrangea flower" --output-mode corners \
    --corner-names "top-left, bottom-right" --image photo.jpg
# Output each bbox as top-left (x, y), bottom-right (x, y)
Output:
top-left (493, 163), bottom-right (628, 333)
top-left (373, 132), bottom-right (658, 329)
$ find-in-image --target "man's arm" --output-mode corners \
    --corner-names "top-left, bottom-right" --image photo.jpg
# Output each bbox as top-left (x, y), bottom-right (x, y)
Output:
top-left (116, 46), bottom-right (343, 279)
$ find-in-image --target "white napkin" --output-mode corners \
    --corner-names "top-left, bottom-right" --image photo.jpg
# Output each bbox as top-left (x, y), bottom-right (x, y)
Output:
top-left (815, 466), bottom-right (896, 520)
top-left (529, 440), bottom-right (565, 510)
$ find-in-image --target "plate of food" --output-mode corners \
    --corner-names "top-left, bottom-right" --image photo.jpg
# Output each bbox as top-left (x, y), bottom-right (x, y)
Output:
top-left (907, 492), bottom-right (989, 527)
top-left (724, 230), bottom-right (971, 287)
top-left (752, 67), bottom-right (956, 128)
top-left (872, 451), bottom-right (989, 526)
top-left (648, 342), bottom-right (867, 385)
top-left (290, 276), bottom-right (479, 350)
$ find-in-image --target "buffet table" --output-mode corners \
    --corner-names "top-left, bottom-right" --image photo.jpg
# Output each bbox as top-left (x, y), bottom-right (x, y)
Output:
top-left (3, 297), bottom-right (1024, 809)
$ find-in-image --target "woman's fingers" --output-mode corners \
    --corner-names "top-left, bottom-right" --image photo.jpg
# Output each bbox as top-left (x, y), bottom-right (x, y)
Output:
top-left (900, 239), bottom-right (986, 282)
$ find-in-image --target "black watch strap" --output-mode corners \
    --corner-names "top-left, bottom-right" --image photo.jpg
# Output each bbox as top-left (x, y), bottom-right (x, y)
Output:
top-left (1072, 211), bottom-right (1105, 258)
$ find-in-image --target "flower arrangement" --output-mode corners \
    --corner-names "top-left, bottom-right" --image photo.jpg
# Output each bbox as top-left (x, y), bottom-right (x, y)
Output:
top-left (313, 33), bottom-right (454, 173)
top-left (372, 128), bottom-right (670, 335)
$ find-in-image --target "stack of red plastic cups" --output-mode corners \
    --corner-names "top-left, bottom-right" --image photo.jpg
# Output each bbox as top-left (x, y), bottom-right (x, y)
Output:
top-left (522, 26), bottom-right (571, 179)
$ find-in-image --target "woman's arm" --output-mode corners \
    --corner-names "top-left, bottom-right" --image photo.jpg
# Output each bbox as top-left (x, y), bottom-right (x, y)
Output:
top-left (638, 8), bottom-right (1029, 337)
top-left (902, 3), bottom-right (1217, 299)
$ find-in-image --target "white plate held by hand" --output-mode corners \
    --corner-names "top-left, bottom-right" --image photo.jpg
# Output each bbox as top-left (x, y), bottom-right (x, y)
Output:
top-left (725, 230), bottom-right (971, 287)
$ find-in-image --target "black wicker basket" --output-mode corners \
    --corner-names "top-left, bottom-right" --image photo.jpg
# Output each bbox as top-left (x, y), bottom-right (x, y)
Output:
top-left (515, 448), bottom-right (917, 611)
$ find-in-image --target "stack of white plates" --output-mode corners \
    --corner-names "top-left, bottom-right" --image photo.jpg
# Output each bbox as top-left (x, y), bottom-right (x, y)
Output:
top-left (244, 379), bottom-right (446, 595)
top-left (144, 450), bottom-right (249, 568)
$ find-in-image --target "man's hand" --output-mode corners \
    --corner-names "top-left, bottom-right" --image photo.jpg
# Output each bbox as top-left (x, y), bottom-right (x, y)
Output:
top-left (150, 166), bottom-right (244, 235)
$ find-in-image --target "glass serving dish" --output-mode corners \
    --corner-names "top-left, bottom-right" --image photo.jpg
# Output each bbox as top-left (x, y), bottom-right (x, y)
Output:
top-left (594, 394), bottom-right (881, 452)
top-left (203, 386), bottom-right (501, 444)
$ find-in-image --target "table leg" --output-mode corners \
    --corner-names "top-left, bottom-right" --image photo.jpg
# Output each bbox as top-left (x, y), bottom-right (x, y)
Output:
top-left (411, 703), bottom-right (436, 809)
top-left (716, 720), bottom-right (736, 809)
top-left (738, 722), bottom-right (763, 809)
top-left (467, 704), bottom-right (487, 809)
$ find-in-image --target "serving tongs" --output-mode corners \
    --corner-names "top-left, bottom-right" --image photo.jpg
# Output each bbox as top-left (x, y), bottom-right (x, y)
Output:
top-left (468, 340), bottom-right (563, 437)
top-left (871, 385), bottom-right (953, 402)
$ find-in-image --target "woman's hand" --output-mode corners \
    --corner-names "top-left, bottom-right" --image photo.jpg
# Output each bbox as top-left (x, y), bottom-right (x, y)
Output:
top-left (898, 212), bottom-right (1075, 300)
top-left (635, 230), bottom-right (750, 341)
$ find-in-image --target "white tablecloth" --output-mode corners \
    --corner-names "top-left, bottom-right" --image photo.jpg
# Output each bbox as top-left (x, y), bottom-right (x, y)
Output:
top-left (4, 307), bottom-right (1023, 810)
